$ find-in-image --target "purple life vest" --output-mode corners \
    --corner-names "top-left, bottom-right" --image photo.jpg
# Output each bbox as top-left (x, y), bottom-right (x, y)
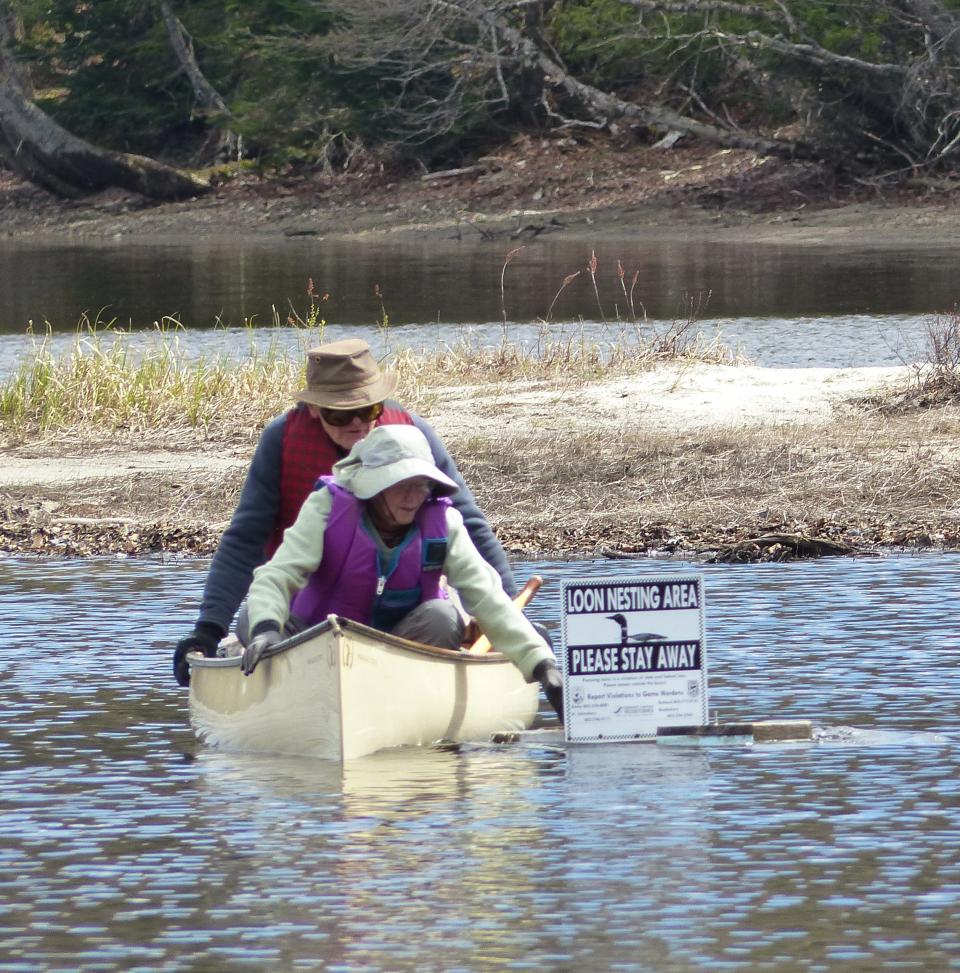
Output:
top-left (290, 478), bottom-right (450, 630)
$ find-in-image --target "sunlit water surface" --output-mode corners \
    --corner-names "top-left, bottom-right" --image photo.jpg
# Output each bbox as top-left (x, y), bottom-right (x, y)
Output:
top-left (0, 312), bottom-right (933, 389)
top-left (3, 553), bottom-right (959, 971)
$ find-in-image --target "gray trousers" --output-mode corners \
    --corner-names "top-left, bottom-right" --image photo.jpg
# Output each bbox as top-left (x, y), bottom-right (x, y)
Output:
top-left (235, 598), bottom-right (465, 651)
top-left (390, 598), bottom-right (465, 649)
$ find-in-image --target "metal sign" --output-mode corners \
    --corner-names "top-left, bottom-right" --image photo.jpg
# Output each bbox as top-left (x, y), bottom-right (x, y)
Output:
top-left (561, 574), bottom-right (708, 743)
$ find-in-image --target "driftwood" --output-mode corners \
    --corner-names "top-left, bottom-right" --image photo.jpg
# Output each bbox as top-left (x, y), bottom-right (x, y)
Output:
top-left (510, 217), bottom-right (566, 239)
top-left (707, 532), bottom-right (859, 564)
top-left (420, 164), bottom-right (487, 181)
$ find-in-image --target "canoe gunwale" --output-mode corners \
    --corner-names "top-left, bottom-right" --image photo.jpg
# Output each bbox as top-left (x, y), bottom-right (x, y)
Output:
top-left (188, 614), bottom-right (519, 670)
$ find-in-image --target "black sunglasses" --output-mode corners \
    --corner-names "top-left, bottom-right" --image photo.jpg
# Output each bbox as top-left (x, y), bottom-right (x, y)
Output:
top-left (318, 402), bottom-right (385, 427)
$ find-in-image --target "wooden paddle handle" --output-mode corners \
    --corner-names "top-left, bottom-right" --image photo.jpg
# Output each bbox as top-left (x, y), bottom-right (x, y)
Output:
top-left (467, 575), bottom-right (543, 654)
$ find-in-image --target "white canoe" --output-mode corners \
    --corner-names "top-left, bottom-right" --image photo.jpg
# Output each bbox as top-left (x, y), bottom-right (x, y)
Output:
top-left (187, 615), bottom-right (540, 760)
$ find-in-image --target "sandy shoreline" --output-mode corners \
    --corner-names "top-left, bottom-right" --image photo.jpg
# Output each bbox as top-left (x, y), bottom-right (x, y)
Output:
top-left (427, 363), bottom-right (911, 439)
top-left (5, 143), bottom-right (960, 250)
top-left (6, 193), bottom-right (960, 250)
top-left (0, 361), bottom-right (909, 486)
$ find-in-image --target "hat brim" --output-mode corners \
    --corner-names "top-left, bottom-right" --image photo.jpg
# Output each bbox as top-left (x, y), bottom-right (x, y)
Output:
top-left (347, 457), bottom-right (459, 500)
top-left (296, 370), bottom-right (398, 409)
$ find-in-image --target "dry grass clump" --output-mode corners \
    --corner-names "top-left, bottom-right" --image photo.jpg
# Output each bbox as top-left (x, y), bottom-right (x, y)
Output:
top-left (867, 308), bottom-right (960, 414)
top-left (392, 318), bottom-right (737, 399)
top-left (0, 316), bottom-right (737, 439)
top-left (450, 409), bottom-right (960, 534)
top-left (391, 320), bottom-right (737, 419)
top-left (0, 322), bottom-right (299, 439)
top-left (918, 309), bottom-right (960, 398)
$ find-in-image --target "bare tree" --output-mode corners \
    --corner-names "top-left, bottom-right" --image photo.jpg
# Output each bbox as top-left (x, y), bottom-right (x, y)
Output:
top-left (623, 0), bottom-right (960, 172)
top-left (320, 0), bottom-right (517, 145)
top-left (319, 0), bottom-right (810, 157)
top-left (319, 0), bottom-right (960, 175)
top-left (0, 0), bottom-right (209, 199)
top-left (158, 0), bottom-right (239, 163)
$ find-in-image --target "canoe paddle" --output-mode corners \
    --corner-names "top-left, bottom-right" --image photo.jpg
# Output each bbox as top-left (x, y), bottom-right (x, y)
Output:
top-left (467, 574), bottom-right (543, 654)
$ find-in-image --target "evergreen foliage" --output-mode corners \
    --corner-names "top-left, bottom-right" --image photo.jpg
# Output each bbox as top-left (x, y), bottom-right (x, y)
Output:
top-left (16, 0), bottom-right (199, 156)
top-left (7, 0), bottom-right (960, 178)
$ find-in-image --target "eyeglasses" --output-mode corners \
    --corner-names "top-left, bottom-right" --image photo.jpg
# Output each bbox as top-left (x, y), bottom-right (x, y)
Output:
top-left (319, 402), bottom-right (385, 426)
top-left (395, 478), bottom-right (433, 495)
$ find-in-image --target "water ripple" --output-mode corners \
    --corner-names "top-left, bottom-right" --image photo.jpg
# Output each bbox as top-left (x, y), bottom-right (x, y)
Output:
top-left (2, 554), bottom-right (960, 970)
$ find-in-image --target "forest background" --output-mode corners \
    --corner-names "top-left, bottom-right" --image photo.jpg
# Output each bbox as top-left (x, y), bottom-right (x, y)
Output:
top-left (4, 0), bottom-right (960, 199)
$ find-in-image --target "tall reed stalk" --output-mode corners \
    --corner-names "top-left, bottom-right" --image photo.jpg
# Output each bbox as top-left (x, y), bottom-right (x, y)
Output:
top-left (500, 246), bottom-right (524, 326)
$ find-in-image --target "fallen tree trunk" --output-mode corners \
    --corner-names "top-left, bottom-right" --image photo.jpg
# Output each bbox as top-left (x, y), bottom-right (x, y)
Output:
top-left (487, 10), bottom-right (813, 160)
top-left (708, 533), bottom-right (858, 563)
top-left (0, 81), bottom-right (209, 200)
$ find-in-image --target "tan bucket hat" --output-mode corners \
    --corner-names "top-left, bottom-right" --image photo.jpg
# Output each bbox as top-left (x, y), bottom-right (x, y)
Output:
top-left (296, 338), bottom-right (398, 408)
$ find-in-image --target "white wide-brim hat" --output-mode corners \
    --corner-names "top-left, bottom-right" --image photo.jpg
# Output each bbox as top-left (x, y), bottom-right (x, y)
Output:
top-left (333, 425), bottom-right (458, 499)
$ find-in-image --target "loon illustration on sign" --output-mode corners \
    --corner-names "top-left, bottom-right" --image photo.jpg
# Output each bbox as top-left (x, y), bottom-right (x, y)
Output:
top-left (561, 574), bottom-right (708, 743)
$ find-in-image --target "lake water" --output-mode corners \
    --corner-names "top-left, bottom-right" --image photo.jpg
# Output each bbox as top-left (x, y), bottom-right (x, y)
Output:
top-left (1, 234), bottom-right (957, 371)
top-left (3, 553), bottom-right (960, 972)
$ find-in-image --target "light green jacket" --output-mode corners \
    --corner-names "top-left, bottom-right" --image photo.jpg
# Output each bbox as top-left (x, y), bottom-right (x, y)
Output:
top-left (247, 488), bottom-right (555, 681)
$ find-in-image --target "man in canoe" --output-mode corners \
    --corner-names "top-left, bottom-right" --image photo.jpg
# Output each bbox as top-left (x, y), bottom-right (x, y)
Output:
top-left (239, 424), bottom-right (565, 721)
top-left (173, 338), bottom-right (522, 687)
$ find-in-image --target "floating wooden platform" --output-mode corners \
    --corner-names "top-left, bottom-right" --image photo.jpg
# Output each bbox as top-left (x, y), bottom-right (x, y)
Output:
top-left (656, 720), bottom-right (813, 745)
top-left (489, 721), bottom-right (813, 748)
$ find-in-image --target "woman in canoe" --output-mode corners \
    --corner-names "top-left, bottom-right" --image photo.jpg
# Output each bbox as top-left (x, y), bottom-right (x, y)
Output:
top-left (240, 424), bottom-right (564, 722)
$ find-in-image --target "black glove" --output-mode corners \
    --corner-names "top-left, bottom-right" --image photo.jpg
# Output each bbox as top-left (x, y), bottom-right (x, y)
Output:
top-left (241, 628), bottom-right (282, 676)
top-left (173, 621), bottom-right (224, 687)
top-left (533, 659), bottom-right (564, 725)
